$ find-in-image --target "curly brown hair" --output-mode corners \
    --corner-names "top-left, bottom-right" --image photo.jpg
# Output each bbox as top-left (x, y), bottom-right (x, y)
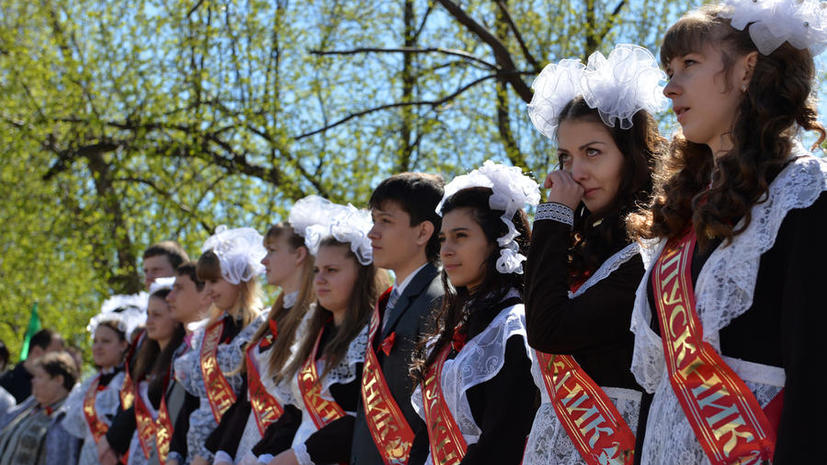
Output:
top-left (627, 5), bottom-right (825, 247)
top-left (557, 97), bottom-right (662, 285)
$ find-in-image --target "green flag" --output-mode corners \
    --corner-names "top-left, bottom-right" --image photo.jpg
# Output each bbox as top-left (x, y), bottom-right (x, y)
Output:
top-left (19, 302), bottom-right (41, 361)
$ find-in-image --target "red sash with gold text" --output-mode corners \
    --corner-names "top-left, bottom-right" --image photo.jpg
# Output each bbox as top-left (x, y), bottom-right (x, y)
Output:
top-left (246, 339), bottom-right (284, 435)
top-left (535, 351), bottom-right (635, 465)
top-left (200, 319), bottom-right (237, 422)
top-left (421, 343), bottom-right (467, 465)
top-left (651, 229), bottom-right (775, 465)
top-left (82, 375), bottom-right (109, 441)
top-left (120, 369), bottom-right (136, 410)
top-left (297, 328), bottom-right (347, 430)
top-left (362, 288), bottom-right (416, 465)
top-left (133, 384), bottom-right (156, 458)
top-left (155, 396), bottom-right (172, 465)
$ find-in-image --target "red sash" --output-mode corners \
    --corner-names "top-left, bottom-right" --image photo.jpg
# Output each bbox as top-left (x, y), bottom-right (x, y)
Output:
top-left (535, 351), bottom-right (635, 465)
top-left (156, 396), bottom-right (173, 465)
top-left (82, 375), bottom-right (109, 441)
top-left (133, 384), bottom-right (156, 459)
top-left (120, 369), bottom-right (136, 410)
top-left (651, 229), bottom-right (776, 465)
top-left (200, 319), bottom-right (237, 422)
top-left (246, 339), bottom-right (284, 435)
top-left (421, 343), bottom-right (467, 465)
top-left (362, 288), bottom-right (416, 465)
top-left (297, 328), bottom-right (347, 429)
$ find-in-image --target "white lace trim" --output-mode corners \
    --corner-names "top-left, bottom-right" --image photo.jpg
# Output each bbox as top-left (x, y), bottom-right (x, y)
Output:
top-left (411, 293), bottom-right (529, 448)
top-left (631, 151), bottom-right (827, 392)
top-left (290, 319), bottom-right (368, 453)
top-left (535, 202), bottom-right (574, 227)
top-left (630, 150), bottom-right (825, 465)
top-left (319, 321), bottom-right (369, 395)
top-left (522, 382), bottom-right (641, 465)
top-left (569, 242), bottom-right (638, 299)
top-left (61, 370), bottom-right (126, 465)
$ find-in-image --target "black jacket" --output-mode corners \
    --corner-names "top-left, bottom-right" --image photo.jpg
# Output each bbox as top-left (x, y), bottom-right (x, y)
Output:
top-left (350, 263), bottom-right (443, 465)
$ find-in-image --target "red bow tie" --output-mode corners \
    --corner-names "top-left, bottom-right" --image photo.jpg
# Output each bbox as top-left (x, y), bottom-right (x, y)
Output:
top-left (380, 332), bottom-right (396, 356)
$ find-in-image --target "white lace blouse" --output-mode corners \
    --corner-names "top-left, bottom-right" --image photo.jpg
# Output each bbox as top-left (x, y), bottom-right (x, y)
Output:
top-left (630, 151), bottom-right (827, 465)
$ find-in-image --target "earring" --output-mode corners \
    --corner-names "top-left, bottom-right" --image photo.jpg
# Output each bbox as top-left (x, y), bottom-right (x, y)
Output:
top-left (741, 84), bottom-right (747, 92)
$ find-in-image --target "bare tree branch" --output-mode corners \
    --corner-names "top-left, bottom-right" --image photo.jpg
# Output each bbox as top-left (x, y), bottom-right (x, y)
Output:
top-left (434, 0), bottom-right (533, 102)
top-left (293, 74), bottom-right (498, 141)
top-left (597, 0), bottom-right (627, 43)
top-left (495, 0), bottom-right (541, 72)
top-left (310, 47), bottom-right (497, 70)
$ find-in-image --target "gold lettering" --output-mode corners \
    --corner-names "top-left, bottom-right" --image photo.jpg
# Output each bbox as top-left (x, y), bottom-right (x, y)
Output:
top-left (711, 416), bottom-right (755, 456)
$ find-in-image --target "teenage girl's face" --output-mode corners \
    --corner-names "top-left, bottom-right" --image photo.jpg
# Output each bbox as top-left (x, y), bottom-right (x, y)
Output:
top-left (313, 244), bottom-right (359, 317)
top-left (92, 325), bottom-right (128, 369)
top-left (203, 276), bottom-right (241, 311)
top-left (557, 120), bottom-right (625, 214)
top-left (261, 234), bottom-right (304, 287)
top-left (440, 207), bottom-right (493, 291)
top-left (145, 296), bottom-right (177, 345)
top-left (663, 43), bottom-right (752, 152)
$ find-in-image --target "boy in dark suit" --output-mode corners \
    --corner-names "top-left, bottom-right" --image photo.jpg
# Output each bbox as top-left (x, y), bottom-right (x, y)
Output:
top-left (351, 172), bottom-right (445, 465)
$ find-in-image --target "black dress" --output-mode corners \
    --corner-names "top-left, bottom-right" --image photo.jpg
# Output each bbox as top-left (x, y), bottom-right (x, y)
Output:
top-left (632, 156), bottom-right (827, 465)
top-left (413, 293), bottom-right (539, 465)
top-left (255, 318), bottom-right (366, 464)
top-left (522, 205), bottom-right (644, 464)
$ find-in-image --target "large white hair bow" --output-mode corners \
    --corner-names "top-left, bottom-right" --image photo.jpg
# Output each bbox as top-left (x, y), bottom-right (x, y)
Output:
top-left (528, 43), bottom-right (667, 141)
top-left (438, 160), bottom-right (540, 274)
top-left (201, 226), bottom-right (266, 285)
top-left (719, 0), bottom-right (827, 56)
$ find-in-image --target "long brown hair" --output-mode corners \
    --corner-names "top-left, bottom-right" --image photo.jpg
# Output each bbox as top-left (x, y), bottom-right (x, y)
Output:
top-left (557, 97), bottom-right (662, 284)
top-left (196, 250), bottom-right (262, 328)
top-left (410, 186), bottom-right (531, 383)
top-left (243, 223), bottom-right (316, 383)
top-left (130, 289), bottom-right (186, 405)
top-left (628, 5), bottom-right (826, 248)
top-left (282, 237), bottom-right (388, 380)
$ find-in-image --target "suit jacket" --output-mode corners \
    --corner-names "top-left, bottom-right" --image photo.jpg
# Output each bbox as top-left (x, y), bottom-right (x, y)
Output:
top-left (350, 263), bottom-right (443, 465)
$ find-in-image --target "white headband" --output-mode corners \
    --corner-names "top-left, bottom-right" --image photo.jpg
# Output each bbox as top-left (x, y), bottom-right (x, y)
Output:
top-left (87, 292), bottom-right (148, 341)
top-left (289, 195), bottom-right (374, 266)
top-left (201, 226), bottom-right (266, 285)
top-left (438, 160), bottom-right (540, 275)
top-left (719, 0), bottom-right (827, 56)
top-left (527, 43), bottom-right (667, 141)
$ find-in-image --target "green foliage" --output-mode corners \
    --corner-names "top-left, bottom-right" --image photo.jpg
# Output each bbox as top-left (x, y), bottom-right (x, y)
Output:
top-left (0, 0), bottom-right (701, 359)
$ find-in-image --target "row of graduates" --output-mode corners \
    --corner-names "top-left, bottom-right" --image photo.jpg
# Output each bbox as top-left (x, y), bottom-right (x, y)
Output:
top-left (59, 2), bottom-right (826, 465)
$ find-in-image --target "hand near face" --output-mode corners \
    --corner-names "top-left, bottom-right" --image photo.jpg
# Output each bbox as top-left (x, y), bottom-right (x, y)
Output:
top-left (545, 170), bottom-right (584, 211)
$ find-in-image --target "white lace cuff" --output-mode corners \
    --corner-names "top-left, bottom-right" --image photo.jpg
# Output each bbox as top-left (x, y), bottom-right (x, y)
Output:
top-left (293, 441), bottom-right (314, 465)
top-left (535, 202), bottom-right (574, 227)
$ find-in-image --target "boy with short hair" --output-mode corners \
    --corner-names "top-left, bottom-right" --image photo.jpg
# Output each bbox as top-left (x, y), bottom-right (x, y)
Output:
top-left (351, 172), bottom-right (445, 465)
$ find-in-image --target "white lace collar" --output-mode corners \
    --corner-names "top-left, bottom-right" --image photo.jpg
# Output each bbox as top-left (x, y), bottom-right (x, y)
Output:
top-left (630, 151), bottom-right (827, 392)
top-left (318, 321), bottom-right (369, 396)
top-left (569, 242), bottom-right (639, 299)
top-left (283, 291), bottom-right (299, 309)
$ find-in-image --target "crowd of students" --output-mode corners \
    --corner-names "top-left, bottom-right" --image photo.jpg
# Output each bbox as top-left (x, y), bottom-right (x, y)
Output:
top-left (0, 1), bottom-right (825, 464)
